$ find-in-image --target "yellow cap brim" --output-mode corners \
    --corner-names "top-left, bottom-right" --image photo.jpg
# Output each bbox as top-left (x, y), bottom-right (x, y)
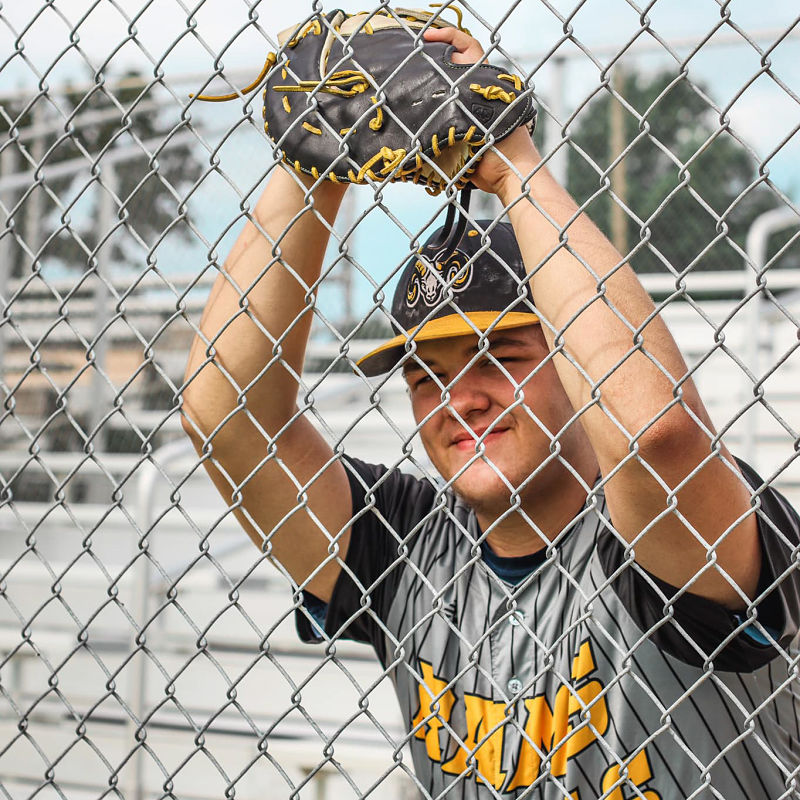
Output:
top-left (355, 310), bottom-right (539, 377)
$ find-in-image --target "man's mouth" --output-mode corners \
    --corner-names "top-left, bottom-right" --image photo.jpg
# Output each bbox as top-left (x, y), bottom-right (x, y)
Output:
top-left (452, 427), bottom-right (509, 451)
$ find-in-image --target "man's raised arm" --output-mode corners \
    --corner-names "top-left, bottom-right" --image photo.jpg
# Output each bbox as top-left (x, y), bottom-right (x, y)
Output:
top-left (181, 166), bottom-right (351, 603)
top-left (424, 25), bottom-right (760, 609)
top-left (495, 139), bottom-right (759, 607)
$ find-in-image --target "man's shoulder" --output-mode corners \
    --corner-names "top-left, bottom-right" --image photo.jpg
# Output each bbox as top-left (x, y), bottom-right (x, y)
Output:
top-left (342, 454), bottom-right (440, 509)
top-left (342, 454), bottom-right (471, 538)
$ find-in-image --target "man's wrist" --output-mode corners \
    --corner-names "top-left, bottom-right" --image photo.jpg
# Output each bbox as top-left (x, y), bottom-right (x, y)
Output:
top-left (295, 168), bottom-right (349, 199)
top-left (496, 157), bottom-right (543, 206)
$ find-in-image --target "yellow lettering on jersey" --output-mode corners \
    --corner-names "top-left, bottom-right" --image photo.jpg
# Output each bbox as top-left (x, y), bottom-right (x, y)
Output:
top-left (553, 677), bottom-right (609, 769)
top-left (505, 694), bottom-right (558, 790)
top-left (571, 637), bottom-right (596, 678)
top-left (441, 694), bottom-right (508, 790)
top-left (507, 639), bottom-right (609, 790)
top-left (600, 749), bottom-right (662, 800)
top-left (410, 660), bottom-right (455, 762)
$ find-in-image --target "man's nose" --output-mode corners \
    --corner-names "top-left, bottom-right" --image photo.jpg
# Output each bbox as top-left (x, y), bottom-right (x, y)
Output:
top-left (445, 371), bottom-right (491, 420)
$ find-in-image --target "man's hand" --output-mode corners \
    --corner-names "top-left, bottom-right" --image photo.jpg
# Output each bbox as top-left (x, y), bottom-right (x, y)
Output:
top-left (422, 25), bottom-right (483, 64)
top-left (423, 26), bottom-right (540, 196)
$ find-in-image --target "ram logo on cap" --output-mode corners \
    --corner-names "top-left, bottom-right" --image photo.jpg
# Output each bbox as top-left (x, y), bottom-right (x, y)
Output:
top-left (405, 247), bottom-right (474, 308)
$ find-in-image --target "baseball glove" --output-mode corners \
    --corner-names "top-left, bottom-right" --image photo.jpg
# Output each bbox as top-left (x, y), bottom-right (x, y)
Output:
top-left (194, 7), bottom-right (536, 195)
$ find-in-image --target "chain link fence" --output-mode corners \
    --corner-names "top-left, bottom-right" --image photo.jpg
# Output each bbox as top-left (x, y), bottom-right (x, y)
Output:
top-left (1, 1), bottom-right (800, 798)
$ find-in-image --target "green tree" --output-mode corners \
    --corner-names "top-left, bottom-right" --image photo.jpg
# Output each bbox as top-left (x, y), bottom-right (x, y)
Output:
top-left (566, 70), bottom-right (788, 275)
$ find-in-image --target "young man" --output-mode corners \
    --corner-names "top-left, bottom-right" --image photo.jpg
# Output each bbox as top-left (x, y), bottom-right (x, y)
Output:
top-left (182, 25), bottom-right (800, 800)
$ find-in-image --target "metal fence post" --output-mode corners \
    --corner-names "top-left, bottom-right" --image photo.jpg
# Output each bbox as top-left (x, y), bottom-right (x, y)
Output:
top-left (23, 103), bottom-right (44, 270)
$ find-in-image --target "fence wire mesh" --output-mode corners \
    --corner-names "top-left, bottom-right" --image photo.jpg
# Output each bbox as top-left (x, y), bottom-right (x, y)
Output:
top-left (1, 1), bottom-right (800, 799)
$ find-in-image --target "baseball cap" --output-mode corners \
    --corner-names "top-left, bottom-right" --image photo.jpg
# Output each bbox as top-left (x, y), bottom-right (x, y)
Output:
top-left (356, 220), bottom-right (539, 377)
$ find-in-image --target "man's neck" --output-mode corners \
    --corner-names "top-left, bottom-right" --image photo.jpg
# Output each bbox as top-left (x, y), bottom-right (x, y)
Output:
top-left (476, 459), bottom-right (599, 558)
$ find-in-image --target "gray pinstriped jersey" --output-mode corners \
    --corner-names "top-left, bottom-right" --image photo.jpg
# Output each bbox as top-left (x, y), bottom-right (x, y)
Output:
top-left (303, 458), bottom-right (800, 799)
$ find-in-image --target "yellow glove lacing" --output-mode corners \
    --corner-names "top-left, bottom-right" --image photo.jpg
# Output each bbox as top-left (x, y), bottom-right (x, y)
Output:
top-left (191, 6), bottom-right (526, 195)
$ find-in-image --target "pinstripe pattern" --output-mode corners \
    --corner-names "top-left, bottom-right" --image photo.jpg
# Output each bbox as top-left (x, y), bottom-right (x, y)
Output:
top-left (364, 485), bottom-right (800, 799)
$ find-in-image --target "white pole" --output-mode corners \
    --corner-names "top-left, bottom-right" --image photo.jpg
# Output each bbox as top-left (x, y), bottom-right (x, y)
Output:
top-left (545, 55), bottom-right (567, 186)
top-left (23, 105), bottom-right (45, 269)
top-left (0, 146), bottom-right (17, 383)
top-left (609, 66), bottom-right (628, 256)
top-left (741, 207), bottom-right (800, 464)
top-left (129, 438), bottom-right (197, 800)
top-left (84, 165), bottom-right (117, 503)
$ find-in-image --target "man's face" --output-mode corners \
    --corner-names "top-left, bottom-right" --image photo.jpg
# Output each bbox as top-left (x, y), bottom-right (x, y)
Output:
top-left (404, 325), bottom-right (583, 515)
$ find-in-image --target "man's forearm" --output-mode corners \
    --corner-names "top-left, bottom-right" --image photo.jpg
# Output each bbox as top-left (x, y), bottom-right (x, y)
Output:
top-left (181, 167), bottom-right (353, 600)
top-left (499, 159), bottom-right (709, 456)
top-left (184, 167), bottom-right (347, 436)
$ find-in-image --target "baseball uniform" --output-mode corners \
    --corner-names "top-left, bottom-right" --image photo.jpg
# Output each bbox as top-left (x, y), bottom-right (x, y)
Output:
top-left (298, 457), bottom-right (800, 799)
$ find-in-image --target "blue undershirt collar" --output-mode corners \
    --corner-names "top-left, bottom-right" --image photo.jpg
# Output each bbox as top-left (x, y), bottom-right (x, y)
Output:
top-left (480, 539), bottom-right (547, 585)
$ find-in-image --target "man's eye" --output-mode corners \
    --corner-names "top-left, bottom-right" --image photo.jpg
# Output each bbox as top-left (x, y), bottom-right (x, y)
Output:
top-left (414, 373), bottom-right (441, 389)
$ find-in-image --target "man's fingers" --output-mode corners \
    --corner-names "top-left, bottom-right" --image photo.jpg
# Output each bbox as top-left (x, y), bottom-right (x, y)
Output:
top-left (422, 26), bottom-right (484, 64)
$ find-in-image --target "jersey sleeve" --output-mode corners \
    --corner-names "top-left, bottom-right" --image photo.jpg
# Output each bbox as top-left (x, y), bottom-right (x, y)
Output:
top-left (295, 456), bottom-right (436, 658)
top-left (598, 459), bottom-right (800, 672)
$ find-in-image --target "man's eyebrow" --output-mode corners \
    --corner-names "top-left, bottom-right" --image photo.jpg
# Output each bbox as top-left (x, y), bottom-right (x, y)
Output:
top-left (472, 334), bottom-right (529, 352)
top-left (402, 334), bottom-right (530, 375)
top-left (403, 359), bottom-right (431, 375)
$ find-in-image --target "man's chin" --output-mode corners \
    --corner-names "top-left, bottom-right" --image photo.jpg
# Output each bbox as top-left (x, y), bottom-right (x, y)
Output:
top-left (448, 458), bottom-right (516, 510)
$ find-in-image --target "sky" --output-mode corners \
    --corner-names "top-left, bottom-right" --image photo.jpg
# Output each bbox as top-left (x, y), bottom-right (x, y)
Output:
top-left (3, 0), bottom-right (798, 148)
top-left (1, 0), bottom-right (799, 323)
